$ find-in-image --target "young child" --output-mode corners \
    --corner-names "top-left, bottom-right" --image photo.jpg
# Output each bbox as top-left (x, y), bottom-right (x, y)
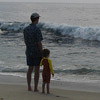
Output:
top-left (40, 49), bottom-right (54, 94)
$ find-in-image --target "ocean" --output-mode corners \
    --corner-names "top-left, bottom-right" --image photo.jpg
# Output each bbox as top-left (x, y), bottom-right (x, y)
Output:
top-left (0, 2), bottom-right (100, 84)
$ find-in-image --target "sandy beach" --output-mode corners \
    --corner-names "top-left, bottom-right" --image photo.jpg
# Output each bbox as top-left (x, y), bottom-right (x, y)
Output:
top-left (0, 74), bottom-right (100, 100)
top-left (1, 2), bottom-right (100, 100)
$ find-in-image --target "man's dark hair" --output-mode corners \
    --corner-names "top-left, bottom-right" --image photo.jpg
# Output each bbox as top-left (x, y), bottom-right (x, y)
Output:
top-left (30, 16), bottom-right (39, 22)
top-left (42, 49), bottom-right (50, 57)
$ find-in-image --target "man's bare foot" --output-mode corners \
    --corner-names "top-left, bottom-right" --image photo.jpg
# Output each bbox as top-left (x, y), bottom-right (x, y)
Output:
top-left (47, 92), bottom-right (50, 94)
top-left (34, 89), bottom-right (39, 92)
top-left (28, 87), bottom-right (32, 91)
top-left (42, 91), bottom-right (45, 94)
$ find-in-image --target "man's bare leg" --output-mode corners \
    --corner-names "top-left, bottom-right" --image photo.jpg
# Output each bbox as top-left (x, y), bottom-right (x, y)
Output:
top-left (27, 66), bottom-right (33, 91)
top-left (34, 66), bottom-right (40, 92)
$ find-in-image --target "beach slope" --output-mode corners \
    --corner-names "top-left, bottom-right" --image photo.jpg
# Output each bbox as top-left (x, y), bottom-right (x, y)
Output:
top-left (0, 75), bottom-right (100, 100)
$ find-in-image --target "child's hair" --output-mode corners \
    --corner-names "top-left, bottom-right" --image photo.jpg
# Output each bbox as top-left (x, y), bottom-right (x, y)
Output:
top-left (42, 49), bottom-right (50, 57)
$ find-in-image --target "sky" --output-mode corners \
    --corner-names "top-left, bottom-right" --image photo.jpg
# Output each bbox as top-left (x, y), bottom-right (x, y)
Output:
top-left (0, 0), bottom-right (100, 3)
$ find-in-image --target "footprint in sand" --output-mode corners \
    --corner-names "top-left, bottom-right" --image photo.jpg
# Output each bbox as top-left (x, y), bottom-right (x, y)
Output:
top-left (0, 98), bottom-right (4, 100)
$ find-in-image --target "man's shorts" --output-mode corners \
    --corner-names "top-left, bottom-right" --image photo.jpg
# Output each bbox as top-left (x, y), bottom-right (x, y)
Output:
top-left (26, 56), bottom-right (42, 66)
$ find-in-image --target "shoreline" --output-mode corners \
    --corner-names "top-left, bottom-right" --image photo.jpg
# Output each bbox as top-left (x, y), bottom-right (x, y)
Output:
top-left (0, 74), bottom-right (100, 93)
top-left (0, 75), bottom-right (100, 100)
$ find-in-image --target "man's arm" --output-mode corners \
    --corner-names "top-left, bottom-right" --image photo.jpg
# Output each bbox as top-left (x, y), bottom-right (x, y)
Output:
top-left (37, 41), bottom-right (43, 57)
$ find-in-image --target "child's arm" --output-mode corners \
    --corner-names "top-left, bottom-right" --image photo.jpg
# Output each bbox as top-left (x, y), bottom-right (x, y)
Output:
top-left (40, 58), bottom-right (43, 66)
top-left (48, 59), bottom-right (54, 76)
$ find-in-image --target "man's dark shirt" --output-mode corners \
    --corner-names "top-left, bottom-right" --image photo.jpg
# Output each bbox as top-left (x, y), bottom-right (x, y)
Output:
top-left (23, 24), bottom-right (43, 58)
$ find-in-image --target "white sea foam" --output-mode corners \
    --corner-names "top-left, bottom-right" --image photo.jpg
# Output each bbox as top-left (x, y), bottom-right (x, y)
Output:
top-left (39, 22), bottom-right (100, 41)
top-left (0, 22), bottom-right (100, 41)
top-left (0, 61), bottom-right (4, 64)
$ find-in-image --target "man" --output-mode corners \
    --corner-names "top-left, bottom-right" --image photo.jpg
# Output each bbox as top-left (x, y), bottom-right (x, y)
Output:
top-left (23, 13), bottom-right (43, 91)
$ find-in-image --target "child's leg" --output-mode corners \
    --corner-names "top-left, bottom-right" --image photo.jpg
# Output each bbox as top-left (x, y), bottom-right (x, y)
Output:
top-left (42, 82), bottom-right (45, 93)
top-left (47, 83), bottom-right (50, 94)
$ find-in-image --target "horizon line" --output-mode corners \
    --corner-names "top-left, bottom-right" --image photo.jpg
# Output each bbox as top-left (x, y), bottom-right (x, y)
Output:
top-left (0, 1), bottom-right (100, 4)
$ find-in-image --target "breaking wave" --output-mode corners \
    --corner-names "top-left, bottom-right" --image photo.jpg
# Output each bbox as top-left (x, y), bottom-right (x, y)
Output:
top-left (0, 21), bottom-right (100, 41)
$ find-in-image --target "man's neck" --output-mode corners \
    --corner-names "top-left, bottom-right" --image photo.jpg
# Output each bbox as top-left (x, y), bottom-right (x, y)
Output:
top-left (32, 22), bottom-right (36, 24)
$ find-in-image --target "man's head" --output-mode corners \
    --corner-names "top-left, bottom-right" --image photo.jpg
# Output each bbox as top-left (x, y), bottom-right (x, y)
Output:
top-left (30, 13), bottom-right (40, 23)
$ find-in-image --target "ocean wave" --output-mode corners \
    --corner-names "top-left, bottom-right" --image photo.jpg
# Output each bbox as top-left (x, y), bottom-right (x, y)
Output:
top-left (38, 22), bottom-right (100, 41)
top-left (0, 22), bottom-right (100, 41)
top-left (1, 67), bottom-right (100, 75)
top-left (54, 68), bottom-right (100, 75)
top-left (0, 22), bottom-right (28, 32)
top-left (1, 67), bottom-right (27, 73)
